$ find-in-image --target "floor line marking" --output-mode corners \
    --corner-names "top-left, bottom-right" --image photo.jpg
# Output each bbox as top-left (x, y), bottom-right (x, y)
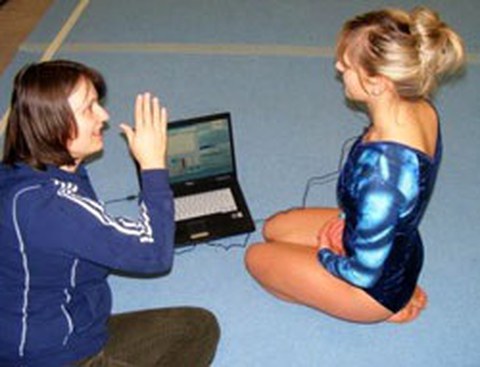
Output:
top-left (19, 41), bottom-right (480, 63)
top-left (20, 42), bottom-right (336, 57)
top-left (39, 0), bottom-right (90, 61)
top-left (1, 0), bottom-right (90, 135)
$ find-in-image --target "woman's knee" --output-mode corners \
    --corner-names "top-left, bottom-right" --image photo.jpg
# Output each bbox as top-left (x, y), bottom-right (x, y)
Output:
top-left (244, 243), bottom-right (269, 277)
top-left (262, 207), bottom-right (303, 241)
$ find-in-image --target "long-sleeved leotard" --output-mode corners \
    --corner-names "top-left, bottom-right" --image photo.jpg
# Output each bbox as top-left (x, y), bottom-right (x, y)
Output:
top-left (318, 128), bottom-right (442, 312)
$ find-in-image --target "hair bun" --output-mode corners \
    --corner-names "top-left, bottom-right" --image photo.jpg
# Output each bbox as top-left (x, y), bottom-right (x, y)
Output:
top-left (410, 7), bottom-right (465, 79)
top-left (336, 6), bottom-right (465, 98)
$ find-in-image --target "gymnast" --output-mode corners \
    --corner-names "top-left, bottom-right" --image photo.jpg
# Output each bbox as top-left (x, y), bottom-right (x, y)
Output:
top-left (245, 6), bottom-right (465, 323)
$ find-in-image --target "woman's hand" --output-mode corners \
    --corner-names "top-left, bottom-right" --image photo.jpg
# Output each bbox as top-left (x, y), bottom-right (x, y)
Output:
top-left (120, 93), bottom-right (168, 170)
top-left (317, 216), bottom-right (346, 256)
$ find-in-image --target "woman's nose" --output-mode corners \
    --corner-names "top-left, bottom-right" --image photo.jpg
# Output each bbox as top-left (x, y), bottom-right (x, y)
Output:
top-left (335, 61), bottom-right (344, 73)
top-left (97, 105), bottom-right (110, 122)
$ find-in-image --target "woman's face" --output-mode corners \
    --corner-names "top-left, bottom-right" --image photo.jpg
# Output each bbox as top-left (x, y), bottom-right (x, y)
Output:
top-left (66, 77), bottom-right (109, 165)
top-left (335, 54), bottom-right (368, 102)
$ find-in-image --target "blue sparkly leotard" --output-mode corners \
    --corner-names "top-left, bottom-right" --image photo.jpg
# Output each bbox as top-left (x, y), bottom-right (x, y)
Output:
top-left (318, 126), bottom-right (442, 313)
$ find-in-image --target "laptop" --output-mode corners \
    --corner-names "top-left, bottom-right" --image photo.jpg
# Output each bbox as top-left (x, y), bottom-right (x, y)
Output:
top-left (167, 112), bottom-right (255, 246)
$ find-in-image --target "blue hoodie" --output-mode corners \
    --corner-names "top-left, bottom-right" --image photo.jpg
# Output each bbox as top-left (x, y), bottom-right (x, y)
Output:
top-left (0, 163), bottom-right (175, 366)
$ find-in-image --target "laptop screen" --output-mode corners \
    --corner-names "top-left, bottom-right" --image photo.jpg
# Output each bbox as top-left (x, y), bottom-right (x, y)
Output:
top-left (167, 114), bottom-right (234, 184)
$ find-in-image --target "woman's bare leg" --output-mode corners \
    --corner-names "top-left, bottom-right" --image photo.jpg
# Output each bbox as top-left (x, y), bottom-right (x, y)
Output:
top-left (252, 206), bottom-right (426, 323)
top-left (254, 206), bottom-right (344, 304)
top-left (244, 241), bottom-right (392, 323)
top-left (263, 207), bottom-right (341, 247)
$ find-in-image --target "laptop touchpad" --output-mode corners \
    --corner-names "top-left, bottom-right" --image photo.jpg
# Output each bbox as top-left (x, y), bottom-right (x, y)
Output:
top-left (187, 220), bottom-right (209, 240)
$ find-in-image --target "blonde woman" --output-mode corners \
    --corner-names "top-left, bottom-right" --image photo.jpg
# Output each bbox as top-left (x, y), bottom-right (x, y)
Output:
top-left (245, 7), bottom-right (465, 323)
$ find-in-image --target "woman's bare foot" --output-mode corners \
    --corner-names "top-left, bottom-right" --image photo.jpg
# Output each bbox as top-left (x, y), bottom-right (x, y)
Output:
top-left (387, 286), bottom-right (428, 323)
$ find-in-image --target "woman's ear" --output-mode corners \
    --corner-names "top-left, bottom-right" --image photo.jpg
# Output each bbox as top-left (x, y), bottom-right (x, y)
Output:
top-left (367, 75), bottom-right (384, 97)
top-left (367, 75), bottom-right (394, 97)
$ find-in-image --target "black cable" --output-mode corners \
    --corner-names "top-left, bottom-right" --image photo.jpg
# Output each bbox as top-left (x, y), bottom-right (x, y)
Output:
top-left (174, 218), bottom-right (265, 256)
top-left (174, 236), bottom-right (250, 256)
top-left (301, 171), bottom-right (339, 207)
top-left (205, 232), bottom-right (253, 251)
top-left (104, 194), bottom-right (139, 205)
top-left (104, 134), bottom-right (360, 255)
top-left (301, 134), bottom-right (358, 207)
top-left (103, 134), bottom-right (359, 208)
top-left (338, 134), bottom-right (359, 170)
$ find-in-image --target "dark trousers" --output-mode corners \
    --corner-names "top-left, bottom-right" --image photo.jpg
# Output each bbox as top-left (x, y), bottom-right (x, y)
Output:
top-left (77, 307), bottom-right (220, 367)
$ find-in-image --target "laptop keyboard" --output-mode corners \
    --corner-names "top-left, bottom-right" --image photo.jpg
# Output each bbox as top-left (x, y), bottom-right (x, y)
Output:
top-left (174, 188), bottom-right (238, 221)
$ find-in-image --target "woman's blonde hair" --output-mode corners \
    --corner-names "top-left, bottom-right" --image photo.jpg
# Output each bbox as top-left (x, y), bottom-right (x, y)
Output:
top-left (336, 7), bottom-right (466, 99)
